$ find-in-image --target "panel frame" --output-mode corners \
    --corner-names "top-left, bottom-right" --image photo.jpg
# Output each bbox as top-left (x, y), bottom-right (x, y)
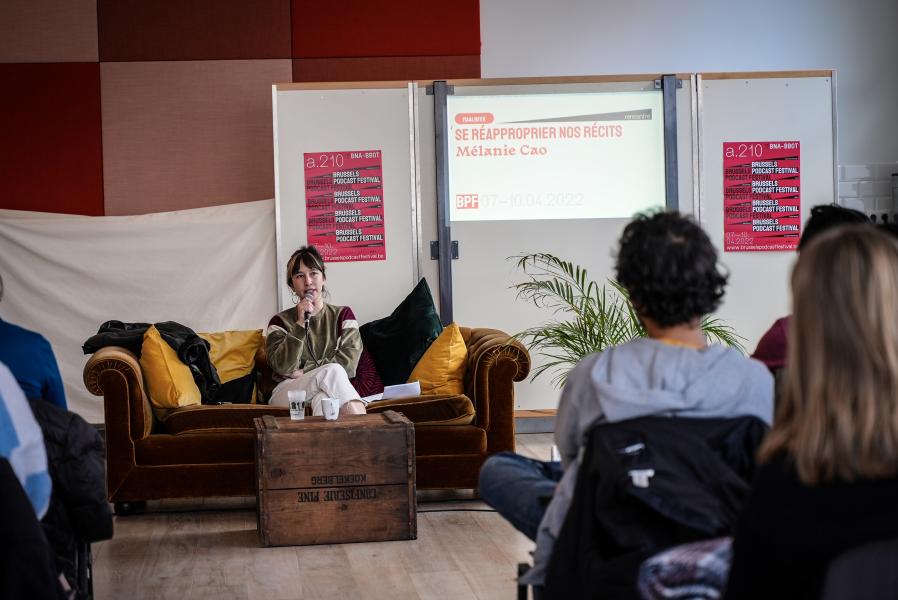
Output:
top-left (695, 71), bottom-right (837, 349)
top-left (272, 83), bottom-right (421, 325)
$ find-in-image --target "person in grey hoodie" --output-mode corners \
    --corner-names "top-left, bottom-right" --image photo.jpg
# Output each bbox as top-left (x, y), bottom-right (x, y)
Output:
top-left (478, 211), bottom-right (774, 590)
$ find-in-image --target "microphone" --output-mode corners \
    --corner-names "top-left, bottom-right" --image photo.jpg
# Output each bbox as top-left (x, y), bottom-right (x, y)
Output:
top-left (303, 289), bottom-right (315, 326)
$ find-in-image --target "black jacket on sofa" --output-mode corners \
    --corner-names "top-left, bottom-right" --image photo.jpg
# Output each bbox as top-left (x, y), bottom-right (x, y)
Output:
top-left (29, 399), bottom-right (113, 589)
top-left (82, 320), bottom-right (220, 403)
top-left (545, 415), bottom-right (768, 600)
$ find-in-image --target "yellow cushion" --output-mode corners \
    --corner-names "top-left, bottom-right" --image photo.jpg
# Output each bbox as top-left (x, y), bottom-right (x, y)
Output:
top-left (139, 325), bottom-right (201, 410)
top-left (407, 322), bottom-right (467, 395)
top-left (198, 330), bottom-right (262, 384)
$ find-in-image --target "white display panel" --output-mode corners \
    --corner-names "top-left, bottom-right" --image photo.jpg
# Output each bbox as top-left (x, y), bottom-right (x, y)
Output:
top-left (447, 91), bottom-right (666, 221)
top-left (698, 75), bottom-right (835, 347)
top-left (273, 84), bottom-right (420, 325)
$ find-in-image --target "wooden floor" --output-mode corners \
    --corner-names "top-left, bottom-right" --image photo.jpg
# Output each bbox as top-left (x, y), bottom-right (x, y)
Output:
top-left (92, 433), bottom-right (554, 600)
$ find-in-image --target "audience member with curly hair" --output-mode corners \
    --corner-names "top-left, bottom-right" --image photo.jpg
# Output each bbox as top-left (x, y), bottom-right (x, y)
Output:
top-left (479, 211), bottom-right (774, 590)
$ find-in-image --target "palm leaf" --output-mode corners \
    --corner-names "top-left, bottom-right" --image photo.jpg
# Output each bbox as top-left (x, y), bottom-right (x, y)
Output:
top-left (700, 315), bottom-right (747, 354)
top-left (510, 252), bottom-right (745, 387)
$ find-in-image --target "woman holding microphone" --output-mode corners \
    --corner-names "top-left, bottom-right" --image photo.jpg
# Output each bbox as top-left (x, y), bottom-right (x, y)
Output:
top-left (266, 246), bottom-right (366, 417)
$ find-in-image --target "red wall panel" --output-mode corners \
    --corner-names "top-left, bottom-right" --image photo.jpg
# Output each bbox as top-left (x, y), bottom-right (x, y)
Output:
top-left (0, 0), bottom-right (99, 63)
top-left (98, 0), bottom-right (292, 61)
top-left (101, 60), bottom-right (291, 215)
top-left (292, 55), bottom-right (480, 82)
top-left (292, 0), bottom-right (480, 58)
top-left (0, 63), bottom-right (104, 216)
top-left (0, 1), bottom-right (484, 217)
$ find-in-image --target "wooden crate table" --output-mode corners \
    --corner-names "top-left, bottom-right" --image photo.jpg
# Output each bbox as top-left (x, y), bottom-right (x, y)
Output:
top-left (254, 410), bottom-right (417, 547)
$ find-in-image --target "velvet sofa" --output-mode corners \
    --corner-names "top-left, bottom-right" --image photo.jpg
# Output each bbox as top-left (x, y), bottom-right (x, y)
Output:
top-left (83, 327), bottom-right (529, 513)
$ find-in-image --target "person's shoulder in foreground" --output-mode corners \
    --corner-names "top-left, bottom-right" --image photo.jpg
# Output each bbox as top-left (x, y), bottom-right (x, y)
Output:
top-left (725, 450), bottom-right (898, 600)
top-left (0, 273), bottom-right (67, 409)
top-left (0, 360), bottom-right (51, 519)
top-left (591, 337), bottom-right (772, 424)
top-left (0, 317), bottom-right (67, 409)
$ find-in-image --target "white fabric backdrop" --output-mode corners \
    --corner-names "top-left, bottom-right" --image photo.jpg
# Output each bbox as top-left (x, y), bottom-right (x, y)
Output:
top-left (0, 200), bottom-right (278, 423)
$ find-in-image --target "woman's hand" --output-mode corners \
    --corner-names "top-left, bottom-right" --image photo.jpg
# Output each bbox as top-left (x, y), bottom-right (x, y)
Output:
top-left (297, 296), bottom-right (315, 325)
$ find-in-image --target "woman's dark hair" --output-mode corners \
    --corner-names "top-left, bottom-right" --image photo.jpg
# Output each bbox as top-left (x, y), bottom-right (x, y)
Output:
top-left (285, 245), bottom-right (326, 287)
top-left (798, 204), bottom-right (869, 250)
top-left (615, 211), bottom-right (727, 328)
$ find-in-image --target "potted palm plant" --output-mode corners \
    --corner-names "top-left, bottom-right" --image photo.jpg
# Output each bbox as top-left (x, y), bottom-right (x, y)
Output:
top-left (512, 252), bottom-right (746, 387)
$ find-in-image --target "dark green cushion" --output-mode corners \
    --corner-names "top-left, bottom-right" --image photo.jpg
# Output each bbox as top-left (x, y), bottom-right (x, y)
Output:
top-left (360, 278), bottom-right (443, 386)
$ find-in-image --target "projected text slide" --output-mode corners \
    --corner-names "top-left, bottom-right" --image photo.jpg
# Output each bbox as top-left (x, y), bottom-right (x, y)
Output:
top-left (447, 92), bottom-right (666, 222)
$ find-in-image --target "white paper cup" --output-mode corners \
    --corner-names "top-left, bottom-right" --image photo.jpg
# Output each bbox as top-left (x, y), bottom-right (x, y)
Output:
top-left (288, 389), bottom-right (306, 420)
top-left (322, 397), bottom-right (340, 421)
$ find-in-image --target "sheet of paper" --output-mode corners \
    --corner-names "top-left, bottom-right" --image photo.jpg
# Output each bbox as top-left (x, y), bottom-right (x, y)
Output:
top-left (382, 381), bottom-right (421, 400)
top-left (360, 393), bottom-right (383, 405)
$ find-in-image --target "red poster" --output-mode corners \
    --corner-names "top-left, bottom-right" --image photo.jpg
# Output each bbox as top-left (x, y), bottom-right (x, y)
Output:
top-left (303, 150), bottom-right (386, 262)
top-left (723, 141), bottom-right (801, 252)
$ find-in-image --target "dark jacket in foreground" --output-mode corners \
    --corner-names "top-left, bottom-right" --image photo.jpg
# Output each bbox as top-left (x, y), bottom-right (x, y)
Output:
top-left (724, 452), bottom-right (898, 600)
top-left (0, 457), bottom-right (65, 599)
top-left (29, 399), bottom-right (113, 589)
top-left (545, 415), bottom-right (768, 599)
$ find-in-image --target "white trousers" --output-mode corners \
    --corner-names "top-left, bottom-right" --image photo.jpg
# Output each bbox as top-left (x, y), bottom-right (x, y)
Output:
top-left (269, 363), bottom-right (361, 416)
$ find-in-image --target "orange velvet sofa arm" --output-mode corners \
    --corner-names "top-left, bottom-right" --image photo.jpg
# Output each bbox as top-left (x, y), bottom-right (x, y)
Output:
top-left (83, 346), bottom-right (156, 499)
top-left (461, 327), bottom-right (531, 453)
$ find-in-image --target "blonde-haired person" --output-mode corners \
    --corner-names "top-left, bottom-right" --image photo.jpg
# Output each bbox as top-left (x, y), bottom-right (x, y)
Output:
top-left (266, 246), bottom-right (366, 417)
top-left (725, 225), bottom-right (898, 599)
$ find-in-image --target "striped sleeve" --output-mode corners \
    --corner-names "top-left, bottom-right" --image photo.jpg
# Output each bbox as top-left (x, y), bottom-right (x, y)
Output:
top-left (331, 306), bottom-right (363, 378)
